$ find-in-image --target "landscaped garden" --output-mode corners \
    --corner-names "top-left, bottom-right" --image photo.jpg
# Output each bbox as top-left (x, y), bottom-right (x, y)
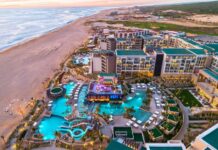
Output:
top-left (173, 89), bottom-right (202, 107)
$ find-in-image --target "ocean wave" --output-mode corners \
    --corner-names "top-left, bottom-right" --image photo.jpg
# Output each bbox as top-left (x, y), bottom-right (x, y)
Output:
top-left (0, 7), bottom-right (107, 52)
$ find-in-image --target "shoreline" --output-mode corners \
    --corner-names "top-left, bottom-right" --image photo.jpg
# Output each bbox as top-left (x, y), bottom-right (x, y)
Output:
top-left (0, 8), bottom-right (114, 146)
top-left (0, 7), bottom-right (109, 54)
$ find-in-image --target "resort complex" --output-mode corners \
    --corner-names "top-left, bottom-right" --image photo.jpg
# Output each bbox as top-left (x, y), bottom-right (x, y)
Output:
top-left (5, 10), bottom-right (218, 150)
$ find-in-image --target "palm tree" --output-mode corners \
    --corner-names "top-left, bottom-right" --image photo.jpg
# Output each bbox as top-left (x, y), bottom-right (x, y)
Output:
top-left (98, 133), bottom-right (104, 149)
top-left (54, 131), bottom-right (61, 140)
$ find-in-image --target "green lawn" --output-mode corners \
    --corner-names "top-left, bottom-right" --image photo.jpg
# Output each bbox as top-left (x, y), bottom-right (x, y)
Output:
top-left (104, 20), bottom-right (218, 36)
top-left (173, 89), bottom-right (202, 107)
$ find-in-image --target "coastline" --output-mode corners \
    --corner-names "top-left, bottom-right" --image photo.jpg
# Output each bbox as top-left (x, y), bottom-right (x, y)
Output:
top-left (0, 8), bottom-right (113, 146)
top-left (0, 7), bottom-right (108, 53)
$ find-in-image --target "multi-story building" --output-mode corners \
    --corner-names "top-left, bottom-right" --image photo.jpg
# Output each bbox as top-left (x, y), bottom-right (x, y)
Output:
top-left (161, 48), bottom-right (209, 80)
top-left (115, 29), bottom-right (150, 39)
top-left (116, 36), bottom-right (144, 50)
top-left (115, 50), bottom-right (155, 77)
top-left (99, 36), bottom-right (116, 51)
top-left (189, 124), bottom-right (218, 150)
top-left (101, 53), bottom-right (116, 73)
top-left (90, 50), bottom-right (116, 74)
top-left (210, 55), bottom-right (218, 72)
top-left (107, 36), bottom-right (116, 51)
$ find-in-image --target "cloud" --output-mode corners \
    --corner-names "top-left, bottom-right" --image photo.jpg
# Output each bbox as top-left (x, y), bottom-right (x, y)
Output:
top-left (0, 0), bottom-right (213, 8)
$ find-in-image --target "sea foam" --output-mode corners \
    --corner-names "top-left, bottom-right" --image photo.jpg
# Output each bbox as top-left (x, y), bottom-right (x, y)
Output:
top-left (0, 7), bottom-right (106, 51)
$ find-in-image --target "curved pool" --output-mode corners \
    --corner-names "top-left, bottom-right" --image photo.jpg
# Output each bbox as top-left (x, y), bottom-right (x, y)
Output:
top-left (98, 90), bottom-right (147, 116)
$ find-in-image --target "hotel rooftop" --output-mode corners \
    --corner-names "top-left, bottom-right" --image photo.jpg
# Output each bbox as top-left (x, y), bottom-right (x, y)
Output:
top-left (144, 142), bottom-right (186, 150)
top-left (190, 124), bottom-right (218, 150)
top-left (202, 69), bottom-right (218, 81)
top-left (116, 50), bottom-right (146, 56)
top-left (162, 48), bottom-right (195, 55)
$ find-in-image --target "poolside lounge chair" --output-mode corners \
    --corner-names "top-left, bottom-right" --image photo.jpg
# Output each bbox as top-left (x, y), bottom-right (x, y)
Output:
top-left (153, 114), bottom-right (158, 118)
top-left (132, 117), bottom-right (136, 121)
top-left (159, 116), bottom-right (164, 120)
top-left (154, 111), bottom-right (160, 115)
top-left (128, 120), bottom-right (133, 124)
top-left (133, 123), bottom-right (139, 128)
top-left (149, 117), bottom-right (154, 121)
top-left (137, 120), bottom-right (142, 124)
top-left (126, 122), bottom-right (131, 126)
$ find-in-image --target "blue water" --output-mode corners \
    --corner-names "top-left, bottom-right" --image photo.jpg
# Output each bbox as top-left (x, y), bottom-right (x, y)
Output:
top-left (98, 91), bottom-right (147, 116)
top-left (51, 82), bottom-right (76, 117)
top-left (38, 82), bottom-right (91, 140)
top-left (133, 109), bottom-right (152, 124)
top-left (0, 7), bottom-right (107, 51)
top-left (73, 56), bottom-right (90, 65)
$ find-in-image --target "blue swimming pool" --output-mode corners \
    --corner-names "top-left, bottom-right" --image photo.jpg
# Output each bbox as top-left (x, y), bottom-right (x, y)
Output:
top-left (133, 109), bottom-right (152, 124)
top-left (98, 90), bottom-right (146, 116)
top-left (51, 82), bottom-right (76, 117)
top-left (38, 82), bottom-right (91, 141)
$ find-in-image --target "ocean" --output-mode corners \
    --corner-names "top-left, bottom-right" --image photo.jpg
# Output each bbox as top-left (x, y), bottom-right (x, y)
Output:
top-left (0, 7), bottom-right (107, 51)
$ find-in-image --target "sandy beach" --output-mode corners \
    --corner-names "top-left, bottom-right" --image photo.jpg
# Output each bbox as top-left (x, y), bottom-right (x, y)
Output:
top-left (0, 9), bottom-right (112, 146)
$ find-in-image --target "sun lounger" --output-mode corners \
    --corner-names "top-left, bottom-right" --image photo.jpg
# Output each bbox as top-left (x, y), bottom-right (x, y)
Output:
top-left (133, 123), bottom-right (139, 128)
top-left (126, 122), bottom-right (130, 126)
top-left (137, 120), bottom-right (142, 124)
top-left (131, 117), bottom-right (136, 121)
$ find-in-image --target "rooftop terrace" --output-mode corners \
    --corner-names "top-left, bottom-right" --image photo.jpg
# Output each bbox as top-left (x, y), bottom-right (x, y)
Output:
top-left (197, 124), bottom-right (218, 150)
top-left (203, 69), bottom-right (218, 81)
top-left (106, 140), bottom-right (132, 150)
top-left (116, 50), bottom-right (146, 56)
top-left (149, 128), bottom-right (163, 138)
top-left (113, 127), bottom-right (133, 139)
top-left (162, 48), bottom-right (194, 55)
top-left (188, 48), bottom-right (207, 55)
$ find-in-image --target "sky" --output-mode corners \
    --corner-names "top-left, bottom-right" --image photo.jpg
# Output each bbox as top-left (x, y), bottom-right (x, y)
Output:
top-left (0, 0), bottom-right (214, 8)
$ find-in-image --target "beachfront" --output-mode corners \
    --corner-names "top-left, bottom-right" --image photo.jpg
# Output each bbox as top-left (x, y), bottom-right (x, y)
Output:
top-left (0, 8), bottom-right (115, 147)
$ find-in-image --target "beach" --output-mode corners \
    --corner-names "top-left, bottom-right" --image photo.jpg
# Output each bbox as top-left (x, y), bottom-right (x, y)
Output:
top-left (0, 9), bottom-right (112, 146)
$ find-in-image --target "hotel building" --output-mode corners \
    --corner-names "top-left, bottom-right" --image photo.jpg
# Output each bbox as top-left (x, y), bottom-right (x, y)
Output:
top-left (189, 123), bottom-right (218, 150)
top-left (116, 36), bottom-right (144, 50)
top-left (90, 50), bottom-right (116, 74)
top-left (86, 73), bottom-right (123, 102)
top-left (115, 50), bottom-right (155, 77)
top-left (161, 48), bottom-right (209, 80)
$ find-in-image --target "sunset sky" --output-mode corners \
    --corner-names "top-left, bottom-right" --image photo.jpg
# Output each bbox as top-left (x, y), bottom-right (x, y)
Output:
top-left (0, 0), bottom-right (213, 8)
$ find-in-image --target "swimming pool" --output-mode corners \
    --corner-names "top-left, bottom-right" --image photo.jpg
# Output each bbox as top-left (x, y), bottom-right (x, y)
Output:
top-left (133, 109), bottom-right (152, 124)
top-left (73, 56), bottom-right (90, 65)
top-left (98, 90), bottom-right (147, 116)
top-left (51, 82), bottom-right (76, 117)
top-left (38, 82), bottom-right (92, 141)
